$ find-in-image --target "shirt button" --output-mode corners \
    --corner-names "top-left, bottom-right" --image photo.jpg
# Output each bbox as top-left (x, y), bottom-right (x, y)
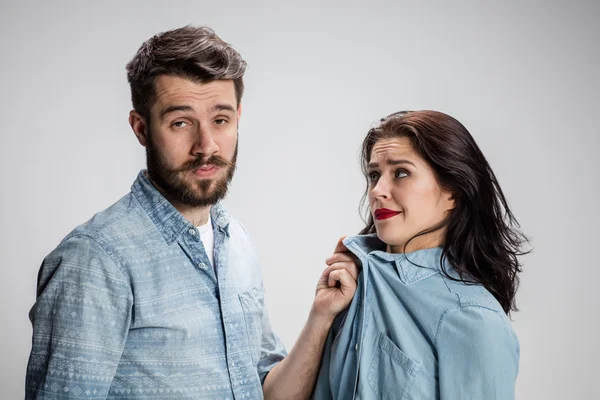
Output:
top-left (252, 288), bottom-right (259, 296)
top-left (218, 217), bottom-right (225, 225)
top-left (198, 262), bottom-right (207, 270)
top-left (188, 228), bottom-right (196, 235)
top-left (355, 343), bottom-right (359, 351)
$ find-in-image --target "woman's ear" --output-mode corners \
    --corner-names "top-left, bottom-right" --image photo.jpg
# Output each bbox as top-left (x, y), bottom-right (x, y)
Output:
top-left (444, 191), bottom-right (457, 212)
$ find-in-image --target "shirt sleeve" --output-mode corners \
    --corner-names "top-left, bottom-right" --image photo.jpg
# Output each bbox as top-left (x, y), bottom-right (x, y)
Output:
top-left (25, 235), bottom-right (133, 399)
top-left (437, 305), bottom-right (520, 400)
top-left (257, 290), bottom-right (288, 384)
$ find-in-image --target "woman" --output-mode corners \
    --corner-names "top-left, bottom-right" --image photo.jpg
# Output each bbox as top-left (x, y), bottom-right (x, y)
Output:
top-left (312, 110), bottom-right (528, 399)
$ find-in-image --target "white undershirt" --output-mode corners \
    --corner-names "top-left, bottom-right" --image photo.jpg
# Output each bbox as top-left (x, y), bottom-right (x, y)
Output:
top-left (196, 215), bottom-right (214, 267)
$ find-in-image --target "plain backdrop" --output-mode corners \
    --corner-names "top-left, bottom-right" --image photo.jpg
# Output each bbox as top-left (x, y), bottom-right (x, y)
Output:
top-left (1, 1), bottom-right (598, 398)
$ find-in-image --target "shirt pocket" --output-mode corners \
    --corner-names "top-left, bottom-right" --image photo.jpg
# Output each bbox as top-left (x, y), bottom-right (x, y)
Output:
top-left (367, 333), bottom-right (422, 400)
top-left (238, 286), bottom-right (264, 364)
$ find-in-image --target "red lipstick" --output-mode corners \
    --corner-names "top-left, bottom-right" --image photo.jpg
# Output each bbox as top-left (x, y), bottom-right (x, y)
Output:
top-left (374, 208), bottom-right (402, 220)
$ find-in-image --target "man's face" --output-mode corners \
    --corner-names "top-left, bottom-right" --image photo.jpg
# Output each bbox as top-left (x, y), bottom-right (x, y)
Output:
top-left (143, 75), bottom-right (241, 208)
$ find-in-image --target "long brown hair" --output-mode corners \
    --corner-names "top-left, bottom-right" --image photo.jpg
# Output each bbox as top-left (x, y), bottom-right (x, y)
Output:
top-left (359, 110), bottom-right (529, 314)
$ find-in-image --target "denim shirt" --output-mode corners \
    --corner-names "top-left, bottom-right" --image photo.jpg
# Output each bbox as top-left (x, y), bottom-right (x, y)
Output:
top-left (312, 235), bottom-right (519, 400)
top-left (26, 171), bottom-right (287, 399)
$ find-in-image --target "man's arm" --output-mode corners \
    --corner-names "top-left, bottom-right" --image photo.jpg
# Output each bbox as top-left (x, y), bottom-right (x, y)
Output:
top-left (262, 238), bottom-right (358, 400)
top-left (25, 235), bottom-right (133, 399)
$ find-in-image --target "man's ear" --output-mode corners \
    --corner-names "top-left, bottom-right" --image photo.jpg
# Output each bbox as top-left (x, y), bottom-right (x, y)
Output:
top-left (129, 110), bottom-right (149, 147)
top-left (237, 102), bottom-right (243, 125)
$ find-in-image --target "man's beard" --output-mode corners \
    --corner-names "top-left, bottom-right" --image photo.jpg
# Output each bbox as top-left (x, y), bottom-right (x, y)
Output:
top-left (146, 136), bottom-right (238, 208)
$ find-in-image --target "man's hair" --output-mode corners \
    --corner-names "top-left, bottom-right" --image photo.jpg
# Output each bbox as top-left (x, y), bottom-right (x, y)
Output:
top-left (126, 25), bottom-right (247, 122)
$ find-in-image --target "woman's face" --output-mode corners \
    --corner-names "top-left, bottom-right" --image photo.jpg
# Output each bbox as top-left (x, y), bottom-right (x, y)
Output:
top-left (367, 136), bottom-right (455, 253)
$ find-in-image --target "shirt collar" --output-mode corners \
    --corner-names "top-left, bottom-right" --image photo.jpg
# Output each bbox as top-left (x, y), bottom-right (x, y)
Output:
top-left (131, 170), bottom-right (230, 245)
top-left (343, 234), bottom-right (447, 284)
top-left (209, 201), bottom-right (231, 233)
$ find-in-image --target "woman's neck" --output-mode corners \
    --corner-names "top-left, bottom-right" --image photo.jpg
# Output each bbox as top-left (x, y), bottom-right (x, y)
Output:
top-left (387, 231), bottom-right (445, 254)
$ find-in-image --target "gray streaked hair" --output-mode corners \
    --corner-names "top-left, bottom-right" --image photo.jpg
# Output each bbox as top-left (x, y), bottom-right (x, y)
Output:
top-left (126, 25), bottom-right (247, 121)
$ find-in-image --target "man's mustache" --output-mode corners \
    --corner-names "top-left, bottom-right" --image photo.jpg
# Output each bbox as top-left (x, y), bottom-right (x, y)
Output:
top-left (176, 154), bottom-right (235, 173)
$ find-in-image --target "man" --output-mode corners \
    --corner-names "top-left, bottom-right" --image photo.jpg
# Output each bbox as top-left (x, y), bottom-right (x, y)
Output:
top-left (25, 26), bottom-right (358, 399)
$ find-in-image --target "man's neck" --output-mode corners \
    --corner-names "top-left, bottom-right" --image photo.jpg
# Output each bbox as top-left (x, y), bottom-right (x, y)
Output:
top-left (172, 201), bottom-right (211, 227)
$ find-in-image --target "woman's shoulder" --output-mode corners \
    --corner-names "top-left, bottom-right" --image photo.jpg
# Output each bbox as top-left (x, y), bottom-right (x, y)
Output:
top-left (451, 282), bottom-right (503, 313)
top-left (431, 263), bottom-right (505, 314)
top-left (430, 273), bottom-right (519, 347)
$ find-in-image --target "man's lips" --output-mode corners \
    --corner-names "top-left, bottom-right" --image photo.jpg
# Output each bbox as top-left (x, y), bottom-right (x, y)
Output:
top-left (192, 165), bottom-right (220, 177)
top-left (374, 208), bottom-right (402, 220)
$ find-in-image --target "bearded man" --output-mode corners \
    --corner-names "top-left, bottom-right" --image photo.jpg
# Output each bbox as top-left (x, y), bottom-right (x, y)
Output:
top-left (25, 26), bottom-right (358, 400)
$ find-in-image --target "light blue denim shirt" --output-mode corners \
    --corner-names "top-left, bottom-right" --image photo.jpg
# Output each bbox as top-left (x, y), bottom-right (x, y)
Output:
top-left (312, 235), bottom-right (519, 400)
top-left (26, 171), bottom-right (287, 399)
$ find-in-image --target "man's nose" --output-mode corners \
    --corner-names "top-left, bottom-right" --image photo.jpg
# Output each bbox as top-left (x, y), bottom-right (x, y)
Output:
top-left (192, 125), bottom-right (218, 158)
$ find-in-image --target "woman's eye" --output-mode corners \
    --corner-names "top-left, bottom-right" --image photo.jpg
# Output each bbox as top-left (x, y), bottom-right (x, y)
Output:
top-left (395, 169), bottom-right (408, 178)
top-left (369, 172), bottom-right (380, 182)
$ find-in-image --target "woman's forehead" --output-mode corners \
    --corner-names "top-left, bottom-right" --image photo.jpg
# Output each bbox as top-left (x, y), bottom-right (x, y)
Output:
top-left (371, 137), bottom-right (415, 160)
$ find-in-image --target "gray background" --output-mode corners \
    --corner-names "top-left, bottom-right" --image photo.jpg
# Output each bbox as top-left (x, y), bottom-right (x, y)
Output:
top-left (1, 0), bottom-right (598, 398)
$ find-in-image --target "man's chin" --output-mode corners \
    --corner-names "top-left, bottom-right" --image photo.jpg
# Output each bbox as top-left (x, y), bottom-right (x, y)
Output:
top-left (183, 183), bottom-right (229, 207)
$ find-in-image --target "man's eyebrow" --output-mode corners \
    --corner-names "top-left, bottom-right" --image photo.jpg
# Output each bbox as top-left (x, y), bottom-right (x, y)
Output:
top-left (159, 103), bottom-right (236, 119)
top-left (160, 105), bottom-right (194, 119)
top-left (367, 159), bottom-right (416, 169)
top-left (212, 103), bottom-right (236, 113)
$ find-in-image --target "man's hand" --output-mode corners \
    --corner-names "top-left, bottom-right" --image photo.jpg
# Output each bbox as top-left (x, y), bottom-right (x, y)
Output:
top-left (263, 237), bottom-right (360, 399)
top-left (312, 236), bottom-right (360, 320)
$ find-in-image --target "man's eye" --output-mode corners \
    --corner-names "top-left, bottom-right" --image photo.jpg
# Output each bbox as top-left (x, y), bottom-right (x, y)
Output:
top-left (172, 121), bottom-right (189, 128)
top-left (214, 119), bottom-right (228, 125)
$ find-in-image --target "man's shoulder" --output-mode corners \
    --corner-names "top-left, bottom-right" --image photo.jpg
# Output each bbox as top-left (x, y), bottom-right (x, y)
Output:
top-left (226, 215), bottom-right (258, 249)
top-left (61, 192), bottom-right (144, 249)
top-left (227, 215), bottom-right (251, 238)
top-left (38, 193), bottom-right (141, 293)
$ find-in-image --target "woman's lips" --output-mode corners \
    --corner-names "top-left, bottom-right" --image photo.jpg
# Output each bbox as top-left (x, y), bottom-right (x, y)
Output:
top-left (374, 208), bottom-right (402, 220)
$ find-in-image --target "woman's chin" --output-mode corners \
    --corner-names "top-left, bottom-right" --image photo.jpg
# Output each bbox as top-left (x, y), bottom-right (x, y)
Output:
top-left (375, 234), bottom-right (405, 253)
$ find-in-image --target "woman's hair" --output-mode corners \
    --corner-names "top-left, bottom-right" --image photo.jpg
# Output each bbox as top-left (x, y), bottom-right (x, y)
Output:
top-left (359, 110), bottom-right (529, 314)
